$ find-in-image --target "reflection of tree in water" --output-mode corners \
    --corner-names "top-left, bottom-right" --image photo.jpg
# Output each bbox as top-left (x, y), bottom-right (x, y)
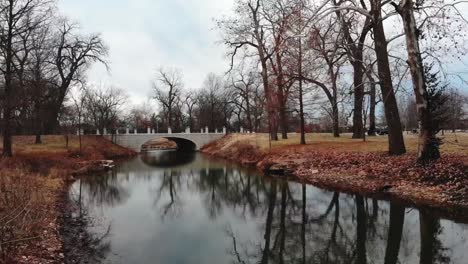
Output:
top-left (153, 170), bottom-right (183, 218)
top-left (224, 178), bottom-right (453, 264)
top-left (197, 168), bottom-right (225, 219)
top-left (419, 210), bottom-right (450, 264)
top-left (193, 166), bottom-right (269, 220)
top-left (76, 169), bottom-right (130, 208)
top-left (67, 180), bottom-right (113, 263)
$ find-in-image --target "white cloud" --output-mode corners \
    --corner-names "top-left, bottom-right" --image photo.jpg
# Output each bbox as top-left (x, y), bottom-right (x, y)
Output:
top-left (58, 0), bottom-right (235, 106)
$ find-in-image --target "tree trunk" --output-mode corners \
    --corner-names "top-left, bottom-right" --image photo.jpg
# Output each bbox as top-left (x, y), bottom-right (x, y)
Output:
top-left (332, 98), bottom-right (340, 138)
top-left (35, 133), bottom-right (42, 144)
top-left (251, 3), bottom-right (278, 142)
top-left (399, 0), bottom-right (438, 162)
top-left (246, 94), bottom-right (253, 132)
top-left (279, 101), bottom-right (288, 139)
top-left (276, 51), bottom-right (288, 140)
top-left (261, 59), bottom-right (278, 141)
top-left (2, 107), bottom-right (13, 157)
top-left (352, 61), bottom-right (365, 139)
top-left (368, 76), bottom-right (377, 136)
top-left (371, 0), bottom-right (406, 155)
top-left (299, 38), bottom-right (306, 144)
top-left (2, 5), bottom-right (14, 158)
top-left (34, 102), bottom-right (42, 144)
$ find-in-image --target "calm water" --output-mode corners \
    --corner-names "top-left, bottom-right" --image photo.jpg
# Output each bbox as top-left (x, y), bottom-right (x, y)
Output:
top-left (69, 151), bottom-right (468, 264)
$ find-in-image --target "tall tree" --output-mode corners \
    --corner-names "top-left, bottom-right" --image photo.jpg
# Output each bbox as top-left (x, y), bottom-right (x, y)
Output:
top-left (218, 0), bottom-right (279, 141)
top-left (333, 0), bottom-right (372, 139)
top-left (46, 21), bottom-right (107, 133)
top-left (370, 0), bottom-right (407, 155)
top-left (0, 0), bottom-right (47, 157)
top-left (153, 67), bottom-right (183, 130)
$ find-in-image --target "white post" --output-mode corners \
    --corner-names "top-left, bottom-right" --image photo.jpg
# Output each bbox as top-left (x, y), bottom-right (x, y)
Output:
top-left (147, 127), bottom-right (151, 134)
top-left (186, 127), bottom-right (191, 134)
top-left (215, 128), bottom-right (218, 134)
top-left (116, 129), bottom-right (119, 135)
top-left (134, 129), bottom-right (137, 134)
top-left (168, 127), bottom-right (172, 134)
top-left (152, 129), bottom-right (155, 134)
top-left (126, 128), bottom-right (130, 134)
top-left (240, 127), bottom-right (244, 134)
top-left (205, 126), bottom-right (209, 133)
top-left (201, 128), bottom-right (203, 133)
top-left (96, 129), bottom-right (100, 135)
top-left (103, 128), bottom-right (108, 135)
top-left (223, 127), bottom-right (226, 134)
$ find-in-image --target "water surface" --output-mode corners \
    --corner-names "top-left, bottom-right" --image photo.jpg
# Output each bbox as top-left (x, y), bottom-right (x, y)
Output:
top-left (69, 151), bottom-right (468, 264)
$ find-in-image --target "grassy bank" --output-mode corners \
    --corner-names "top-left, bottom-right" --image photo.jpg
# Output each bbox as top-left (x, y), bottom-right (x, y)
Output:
top-left (0, 136), bottom-right (135, 263)
top-left (202, 133), bottom-right (468, 216)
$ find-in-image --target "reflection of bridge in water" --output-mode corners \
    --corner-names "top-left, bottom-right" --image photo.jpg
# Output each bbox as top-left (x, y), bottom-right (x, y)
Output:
top-left (101, 127), bottom-right (226, 152)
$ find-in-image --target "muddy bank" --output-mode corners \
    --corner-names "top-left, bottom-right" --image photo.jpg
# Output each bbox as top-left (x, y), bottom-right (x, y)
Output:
top-left (59, 184), bottom-right (111, 264)
top-left (202, 134), bottom-right (468, 219)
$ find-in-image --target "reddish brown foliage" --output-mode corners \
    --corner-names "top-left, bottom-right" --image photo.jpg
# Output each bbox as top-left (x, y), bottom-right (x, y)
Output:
top-left (0, 136), bottom-right (136, 263)
top-left (206, 136), bottom-right (468, 211)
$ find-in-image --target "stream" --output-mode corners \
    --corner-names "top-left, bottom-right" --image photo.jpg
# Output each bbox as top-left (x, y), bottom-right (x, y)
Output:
top-left (69, 150), bottom-right (468, 264)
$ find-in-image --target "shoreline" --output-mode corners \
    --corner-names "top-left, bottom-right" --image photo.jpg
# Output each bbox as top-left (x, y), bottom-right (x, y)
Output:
top-left (0, 136), bottom-right (136, 263)
top-left (201, 134), bottom-right (468, 221)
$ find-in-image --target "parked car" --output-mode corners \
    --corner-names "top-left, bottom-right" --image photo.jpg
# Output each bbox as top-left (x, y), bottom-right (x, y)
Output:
top-left (376, 127), bottom-right (389, 135)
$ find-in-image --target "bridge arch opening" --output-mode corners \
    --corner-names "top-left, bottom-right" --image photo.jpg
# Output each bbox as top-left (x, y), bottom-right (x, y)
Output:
top-left (141, 137), bottom-right (198, 152)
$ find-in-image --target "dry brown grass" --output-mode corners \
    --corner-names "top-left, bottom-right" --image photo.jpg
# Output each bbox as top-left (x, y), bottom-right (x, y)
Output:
top-left (3, 135), bottom-right (134, 158)
top-left (0, 136), bottom-right (135, 263)
top-left (237, 132), bottom-right (468, 155)
top-left (0, 167), bottom-right (63, 262)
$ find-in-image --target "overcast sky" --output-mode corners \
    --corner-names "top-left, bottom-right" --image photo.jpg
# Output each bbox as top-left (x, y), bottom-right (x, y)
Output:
top-left (58, 0), bottom-right (468, 108)
top-left (58, 0), bottom-right (235, 105)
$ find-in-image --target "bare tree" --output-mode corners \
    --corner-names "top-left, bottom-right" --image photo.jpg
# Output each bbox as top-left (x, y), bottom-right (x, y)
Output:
top-left (47, 20), bottom-right (108, 133)
top-left (230, 68), bottom-right (260, 132)
top-left (333, 0), bottom-right (372, 139)
top-left (217, 0), bottom-right (279, 141)
top-left (183, 92), bottom-right (197, 130)
top-left (83, 85), bottom-right (127, 134)
top-left (153, 67), bottom-right (184, 130)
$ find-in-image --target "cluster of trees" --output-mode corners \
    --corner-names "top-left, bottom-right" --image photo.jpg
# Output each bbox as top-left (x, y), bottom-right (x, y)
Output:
top-left (150, 67), bottom-right (267, 133)
top-left (207, 0), bottom-right (468, 162)
top-left (0, 0), bottom-right (107, 157)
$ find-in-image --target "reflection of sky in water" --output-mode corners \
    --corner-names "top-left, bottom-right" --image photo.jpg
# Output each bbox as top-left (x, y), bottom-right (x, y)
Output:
top-left (70, 151), bottom-right (468, 264)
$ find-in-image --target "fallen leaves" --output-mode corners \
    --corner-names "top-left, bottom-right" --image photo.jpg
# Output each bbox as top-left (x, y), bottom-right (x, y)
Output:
top-left (205, 135), bottom-right (468, 210)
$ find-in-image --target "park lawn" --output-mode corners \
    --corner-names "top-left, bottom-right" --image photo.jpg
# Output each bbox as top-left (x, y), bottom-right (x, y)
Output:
top-left (3, 135), bottom-right (131, 157)
top-left (237, 132), bottom-right (468, 154)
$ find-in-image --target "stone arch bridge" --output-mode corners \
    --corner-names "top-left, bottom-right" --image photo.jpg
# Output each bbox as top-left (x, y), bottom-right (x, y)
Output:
top-left (102, 128), bottom-right (225, 152)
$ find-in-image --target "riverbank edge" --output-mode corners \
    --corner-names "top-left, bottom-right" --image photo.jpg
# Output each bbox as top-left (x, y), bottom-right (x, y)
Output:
top-left (1, 136), bottom-right (137, 263)
top-left (58, 156), bottom-right (137, 264)
top-left (201, 134), bottom-right (468, 221)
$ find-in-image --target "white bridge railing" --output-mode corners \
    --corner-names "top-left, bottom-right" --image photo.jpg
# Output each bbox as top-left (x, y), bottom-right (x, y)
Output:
top-left (80, 127), bottom-right (227, 136)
